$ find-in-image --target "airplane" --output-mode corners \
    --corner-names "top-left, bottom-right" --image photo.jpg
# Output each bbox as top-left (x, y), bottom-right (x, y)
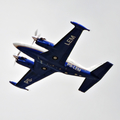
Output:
top-left (10, 21), bottom-right (113, 92)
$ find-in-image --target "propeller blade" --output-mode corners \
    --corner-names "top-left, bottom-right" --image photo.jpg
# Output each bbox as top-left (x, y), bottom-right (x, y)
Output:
top-left (32, 40), bottom-right (35, 45)
top-left (38, 34), bottom-right (41, 38)
top-left (35, 29), bottom-right (38, 36)
top-left (13, 51), bottom-right (21, 66)
top-left (17, 51), bottom-right (21, 56)
top-left (13, 55), bottom-right (18, 66)
top-left (32, 30), bottom-right (41, 45)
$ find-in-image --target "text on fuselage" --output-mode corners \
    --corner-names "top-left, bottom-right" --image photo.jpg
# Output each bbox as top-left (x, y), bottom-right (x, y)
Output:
top-left (64, 35), bottom-right (76, 46)
top-left (66, 62), bottom-right (81, 72)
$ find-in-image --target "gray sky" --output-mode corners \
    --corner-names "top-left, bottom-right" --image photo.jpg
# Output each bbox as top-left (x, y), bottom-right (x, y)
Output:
top-left (0, 0), bottom-right (119, 120)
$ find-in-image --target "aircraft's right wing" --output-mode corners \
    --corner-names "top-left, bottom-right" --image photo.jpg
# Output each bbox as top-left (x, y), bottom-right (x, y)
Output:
top-left (10, 61), bottom-right (55, 90)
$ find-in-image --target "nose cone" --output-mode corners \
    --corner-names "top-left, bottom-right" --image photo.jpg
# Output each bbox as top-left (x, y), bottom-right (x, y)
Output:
top-left (32, 36), bottom-right (38, 41)
top-left (13, 43), bottom-right (20, 48)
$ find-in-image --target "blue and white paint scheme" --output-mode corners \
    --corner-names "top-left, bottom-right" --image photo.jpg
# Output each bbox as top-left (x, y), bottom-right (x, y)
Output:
top-left (10, 21), bottom-right (113, 92)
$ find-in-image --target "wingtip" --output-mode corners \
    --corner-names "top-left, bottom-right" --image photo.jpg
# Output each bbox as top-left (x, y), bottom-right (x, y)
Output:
top-left (71, 21), bottom-right (90, 31)
top-left (9, 81), bottom-right (29, 91)
top-left (78, 88), bottom-right (86, 93)
top-left (9, 81), bottom-right (17, 86)
top-left (25, 88), bottom-right (29, 91)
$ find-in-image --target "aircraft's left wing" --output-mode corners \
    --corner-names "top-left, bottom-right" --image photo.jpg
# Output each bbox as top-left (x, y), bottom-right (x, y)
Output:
top-left (10, 61), bottom-right (55, 90)
top-left (41, 22), bottom-right (90, 66)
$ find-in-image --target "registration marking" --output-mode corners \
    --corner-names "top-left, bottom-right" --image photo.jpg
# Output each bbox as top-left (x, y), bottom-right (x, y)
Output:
top-left (66, 62), bottom-right (81, 72)
top-left (64, 35), bottom-right (76, 46)
top-left (24, 78), bottom-right (32, 84)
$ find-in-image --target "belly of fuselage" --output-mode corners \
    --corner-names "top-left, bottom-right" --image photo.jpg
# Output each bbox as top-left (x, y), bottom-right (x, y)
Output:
top-left (14, 43), bottom-right (91, 78)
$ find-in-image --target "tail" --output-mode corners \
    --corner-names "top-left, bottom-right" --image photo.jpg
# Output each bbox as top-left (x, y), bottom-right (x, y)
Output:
top-left (79, 62), bottom-right (113, 92)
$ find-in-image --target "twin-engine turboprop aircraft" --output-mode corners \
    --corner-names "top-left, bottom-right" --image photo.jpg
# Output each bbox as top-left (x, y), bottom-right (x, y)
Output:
top-left (10, 21), bottom-right (113, 92)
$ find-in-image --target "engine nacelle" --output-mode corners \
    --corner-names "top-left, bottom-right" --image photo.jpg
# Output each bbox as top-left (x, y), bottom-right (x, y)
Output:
top-left (16, 56), bottom-right (34, 69)
top-left (36, 38), bottom-right (54, 50)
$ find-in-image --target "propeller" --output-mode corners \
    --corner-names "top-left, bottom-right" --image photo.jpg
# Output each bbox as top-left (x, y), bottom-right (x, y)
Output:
top-left (32, 30), bottom-right (41, 45)
top-left (13, 51), bottom-right (21, 65)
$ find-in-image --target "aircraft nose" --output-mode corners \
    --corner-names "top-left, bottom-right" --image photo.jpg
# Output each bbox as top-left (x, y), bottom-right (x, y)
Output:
top-left (13, 43), bottom-right (20, 48)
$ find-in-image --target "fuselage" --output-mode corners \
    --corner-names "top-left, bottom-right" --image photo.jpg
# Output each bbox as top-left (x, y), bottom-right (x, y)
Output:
top-left (14, 43), bottom-right (91, 78)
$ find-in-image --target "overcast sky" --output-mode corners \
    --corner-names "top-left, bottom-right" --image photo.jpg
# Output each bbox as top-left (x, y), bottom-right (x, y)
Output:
top-left (0, 0), bottom-right (119, 120)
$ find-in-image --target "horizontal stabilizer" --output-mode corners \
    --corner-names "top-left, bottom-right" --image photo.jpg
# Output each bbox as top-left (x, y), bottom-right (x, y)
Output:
top-left (79, 61), bottom-right (113, 92)
top-left (79, 78), bottom-right (99, 92)
top-left (91, 62), bottom-right (113, 79)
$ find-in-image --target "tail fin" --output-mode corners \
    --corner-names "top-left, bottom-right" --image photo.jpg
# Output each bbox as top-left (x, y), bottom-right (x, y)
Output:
top-left (79, 62), bottom-right (113, 92)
